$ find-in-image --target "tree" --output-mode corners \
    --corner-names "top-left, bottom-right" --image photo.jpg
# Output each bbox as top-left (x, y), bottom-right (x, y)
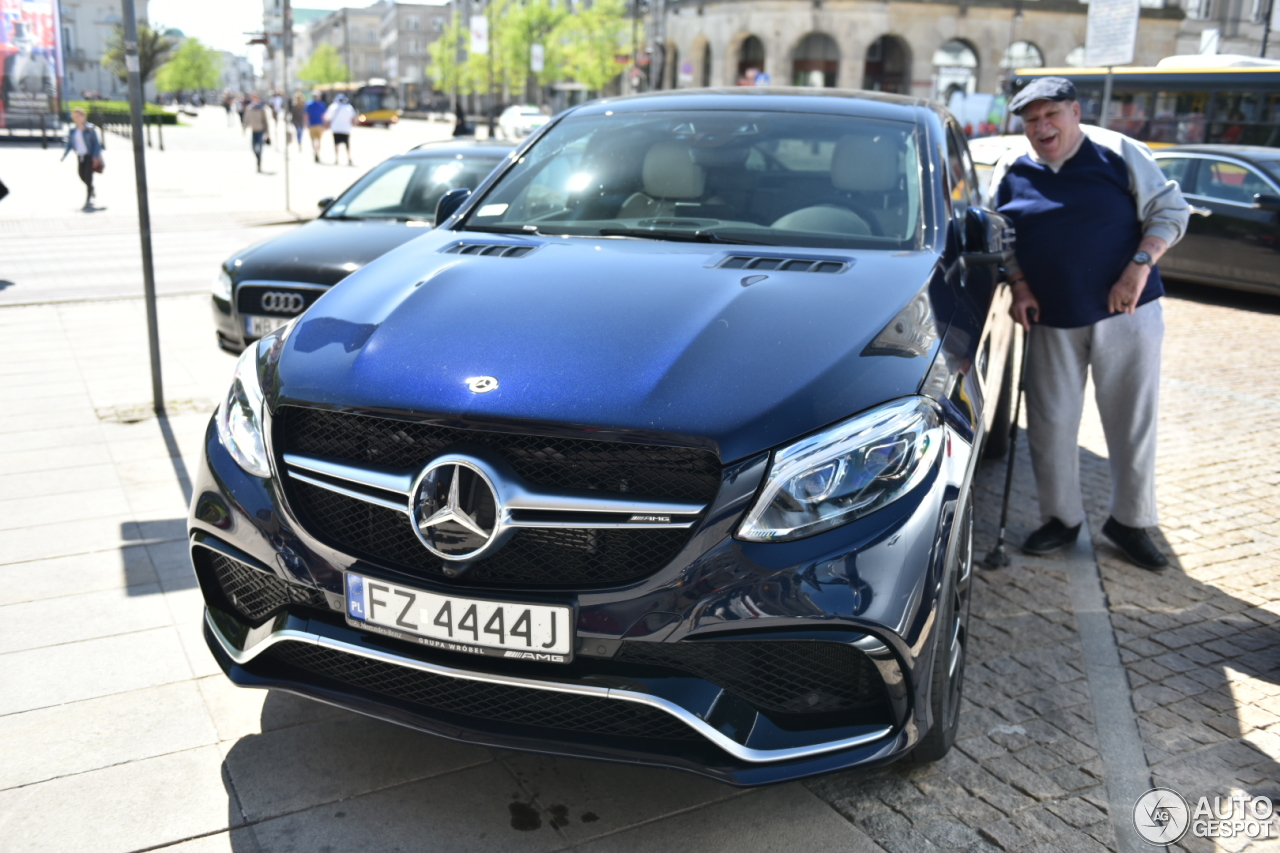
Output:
top-left (102, 23), bottom-right (176, 85)
top-left (427, 12), bottom-right (474, 95)
top-left (500, 0), bottom-right (568, 102)
top-left (556, 0), bottom-right (628, 94)
top-left (297, 43), bottom-right (349, 86)
top-left (155, 38), bottom-right (222, 97)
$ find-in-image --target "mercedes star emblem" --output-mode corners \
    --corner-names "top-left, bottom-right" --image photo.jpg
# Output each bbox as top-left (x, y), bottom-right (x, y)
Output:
top-left (465, 376), bottom-right (499, 393)
top-left (412, 459), bottom-right (500, 560)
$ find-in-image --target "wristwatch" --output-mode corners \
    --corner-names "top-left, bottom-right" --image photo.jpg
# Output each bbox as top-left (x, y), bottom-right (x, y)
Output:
top-left (1132, 251), bottom-right (1154, 267)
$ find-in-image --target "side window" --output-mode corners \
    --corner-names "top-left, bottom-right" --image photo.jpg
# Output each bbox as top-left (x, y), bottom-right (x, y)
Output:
top-left (945, 125), bottom-right (974, 217)
top-left (341, 163), bottom-right (416, 216)
top-left (1193, 160), bottom-right (1273, 204)
top-left (1155, 157), bottom-right (1195, 194)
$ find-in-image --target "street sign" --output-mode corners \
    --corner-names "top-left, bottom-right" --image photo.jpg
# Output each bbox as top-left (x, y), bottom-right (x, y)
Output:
top-left (470, 15), bottom-right (488, 55)
top-left (531, 43), bottom-right (544, 72)
top-left (1085, 0), bottom-right (1140, 67)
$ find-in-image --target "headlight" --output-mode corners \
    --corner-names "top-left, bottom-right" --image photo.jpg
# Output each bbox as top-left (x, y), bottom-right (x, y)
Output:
top-left (736, 397), bottom-right (943, 542)
top-left (213, 268), bottom-right (233, 302)
top-left (215, 341), bottom-right (271, 478)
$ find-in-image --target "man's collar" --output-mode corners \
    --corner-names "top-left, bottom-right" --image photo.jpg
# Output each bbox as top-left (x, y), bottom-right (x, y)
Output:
top-left (1025, 130), bottom-right (1087, 173)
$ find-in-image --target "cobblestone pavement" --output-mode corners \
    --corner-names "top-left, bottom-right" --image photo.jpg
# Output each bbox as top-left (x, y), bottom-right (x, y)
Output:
top-left (804, 282), bottom-right (1280, 853)
top-left (0, 275), bottom-right (1276, 852)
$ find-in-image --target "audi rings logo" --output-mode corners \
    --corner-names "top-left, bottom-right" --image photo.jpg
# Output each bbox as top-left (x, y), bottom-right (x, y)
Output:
top-left (260, 292), bottom-right (306, 314)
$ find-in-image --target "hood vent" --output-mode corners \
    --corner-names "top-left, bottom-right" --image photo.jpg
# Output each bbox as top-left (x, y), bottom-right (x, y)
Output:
top-left (442, 241), bottom-right (538, 258)
top-left (716, 255), bottom-right (850, 274)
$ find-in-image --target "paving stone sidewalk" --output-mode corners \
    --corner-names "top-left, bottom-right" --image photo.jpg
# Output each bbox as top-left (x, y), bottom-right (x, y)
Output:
top-left (0, 283), bottom-right (1276, 852)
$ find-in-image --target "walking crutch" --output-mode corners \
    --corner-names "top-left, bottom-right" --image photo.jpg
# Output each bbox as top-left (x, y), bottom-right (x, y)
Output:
top-left (983, 307), bottom-right (1036, 570)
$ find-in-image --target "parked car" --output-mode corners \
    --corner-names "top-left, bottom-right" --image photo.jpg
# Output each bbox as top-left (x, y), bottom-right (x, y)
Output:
top-left (211, 139), bottom-right (518, 352)
top-left (190, 89), bottom-right (1016, 785)
top-left (1152, 145), bottom-right (1280, 295)
top-left (496, 104), bottom-right (551, 139)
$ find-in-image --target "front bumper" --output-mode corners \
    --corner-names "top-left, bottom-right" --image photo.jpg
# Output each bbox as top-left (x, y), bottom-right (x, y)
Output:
top-left (190, 413), bottom-right (973, 785)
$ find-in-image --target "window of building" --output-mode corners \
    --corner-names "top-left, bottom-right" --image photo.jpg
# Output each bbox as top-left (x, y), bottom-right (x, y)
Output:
top-left (408, 38), bottom-right (419, 54)
top-left (407, 16), bottom-right (420, 30)
top-left (1065, 45), bottom-right (1086, 67)
top-left (1000, 41), bottom-right (1044, 69)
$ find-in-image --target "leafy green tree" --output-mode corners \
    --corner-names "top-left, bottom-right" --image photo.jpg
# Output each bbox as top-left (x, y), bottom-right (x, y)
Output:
top-left (500, 0), bottom-right (567, 101)
top-left (428, 12), bottom-right (476, 95)
top-left (556, 0), bottom-right (627, 94)
top-left (297, 43), bottom-right (349, 86)
top-left (155, 38), bottom-right (222, 97)
top-left (102, 23), bottom-right (175, 85)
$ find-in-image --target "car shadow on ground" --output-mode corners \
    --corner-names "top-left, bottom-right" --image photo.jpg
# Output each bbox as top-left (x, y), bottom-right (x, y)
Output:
top-left (202, 451), bottom-right (1278, 851)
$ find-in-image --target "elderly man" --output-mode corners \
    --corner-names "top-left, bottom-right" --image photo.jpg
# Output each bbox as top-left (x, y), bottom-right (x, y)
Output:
top-left (988, 77), bottom-right (1189, 570)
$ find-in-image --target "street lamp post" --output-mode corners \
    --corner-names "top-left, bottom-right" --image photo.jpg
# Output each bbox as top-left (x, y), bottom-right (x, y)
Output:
top-left (121, 0), bottom-right (164, 415)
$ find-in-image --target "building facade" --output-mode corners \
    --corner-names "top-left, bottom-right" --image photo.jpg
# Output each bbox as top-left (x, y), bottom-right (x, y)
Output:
top-left (660, 0), bottom-right (1186, 99)
top-left (58, 0), bottom-right (151, 98)
top-left (380, 0), bottom-right (452, 111)
top-left (306, 5), bottom-right (387, 83)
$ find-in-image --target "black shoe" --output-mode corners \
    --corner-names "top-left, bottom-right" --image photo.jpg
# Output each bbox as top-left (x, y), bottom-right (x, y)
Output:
top-left (1022, 518), bottom-right (1082, 555)
top-left (1102, 517), bottom-right (1169, 571)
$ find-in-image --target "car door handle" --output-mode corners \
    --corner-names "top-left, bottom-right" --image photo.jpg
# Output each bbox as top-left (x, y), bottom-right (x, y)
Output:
top-left (1189, 205), bottom-right (1212, 217)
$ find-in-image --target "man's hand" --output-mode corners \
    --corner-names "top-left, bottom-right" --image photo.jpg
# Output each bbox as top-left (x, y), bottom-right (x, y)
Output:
top-left (1108, 262), bottom-right (1150, 315)
top-left (1009, 279), bottom-right (1040, 331)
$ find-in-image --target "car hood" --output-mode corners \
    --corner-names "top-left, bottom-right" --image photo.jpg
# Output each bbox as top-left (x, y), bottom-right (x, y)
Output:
top-left (232, 218), bottom-right (432, 287)
top-left (273, 231), bottom-right (948, 462)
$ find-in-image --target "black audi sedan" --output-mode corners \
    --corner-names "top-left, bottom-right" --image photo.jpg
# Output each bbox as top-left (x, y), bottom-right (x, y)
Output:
top-left (211, 138), bottom-right (518, 353)
top-left (189, 89), bottom-right (1016, 785)
top-left (1152, 145), bottom-right (1280, 295)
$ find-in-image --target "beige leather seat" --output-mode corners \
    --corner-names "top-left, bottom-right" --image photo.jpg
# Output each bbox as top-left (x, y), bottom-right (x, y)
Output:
top-left (618, 141), bottom-right (706, 219)
top-left (771, 132), bottom-right (902, 236)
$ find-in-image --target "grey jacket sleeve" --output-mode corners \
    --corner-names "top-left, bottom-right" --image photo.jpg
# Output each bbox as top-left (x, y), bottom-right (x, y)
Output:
top-left (1083, 125), bottom-right (1189, 247)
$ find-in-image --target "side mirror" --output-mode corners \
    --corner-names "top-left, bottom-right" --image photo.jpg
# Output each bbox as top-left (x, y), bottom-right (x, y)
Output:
top-left (1252, 193), bottom-right (1280, 212)
top-left (317, 196), bottom-right (334, 211)
top-left (435, 187), bottom-right (472, 226)
top-left (963, 207), bottom-right (1012, 262)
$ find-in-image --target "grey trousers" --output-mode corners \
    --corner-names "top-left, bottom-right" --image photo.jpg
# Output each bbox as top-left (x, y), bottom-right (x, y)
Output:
top-left (1025, 300), bottom-right (1163, 529)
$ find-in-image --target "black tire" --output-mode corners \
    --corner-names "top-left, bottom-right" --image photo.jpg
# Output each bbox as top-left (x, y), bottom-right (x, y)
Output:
top-left (910, 493), bottom-right (974, 762)
top-left (983, 335), bottom-right (1017, 460)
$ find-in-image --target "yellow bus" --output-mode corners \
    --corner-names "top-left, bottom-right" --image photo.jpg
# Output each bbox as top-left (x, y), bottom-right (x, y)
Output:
top-left (311, 80), bottom-right (401, 128)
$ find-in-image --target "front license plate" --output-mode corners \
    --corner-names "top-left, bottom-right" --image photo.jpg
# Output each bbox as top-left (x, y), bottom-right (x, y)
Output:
top-left (245, 315), bottom-right (292, 337)
top-left (345, 574), bottom-right (573, 663)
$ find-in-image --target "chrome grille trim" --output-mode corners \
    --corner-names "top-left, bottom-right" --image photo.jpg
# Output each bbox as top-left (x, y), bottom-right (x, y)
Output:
top-left (282, 451), bottom-right (706, 529)
top-left (206, 608), bottom-right (893, 764)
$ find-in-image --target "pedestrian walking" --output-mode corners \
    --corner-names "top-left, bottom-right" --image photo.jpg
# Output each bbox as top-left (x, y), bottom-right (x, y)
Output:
top-left (305, 92), bottom-right (327, 163)
top-left (242, 93), bottom-right (271, 173)
top-left (324, 94), bottom-right (356, 166)
top-left (59, 107), bottom-right (103, 211)
top-left (986, 77), bottom-right (1190, 571)
top-left (290, 92), bottom-right (307, 153)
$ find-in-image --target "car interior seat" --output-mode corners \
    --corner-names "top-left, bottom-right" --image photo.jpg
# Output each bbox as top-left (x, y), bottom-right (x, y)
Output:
top-left (618, 141), bottom-right (706, 219)
top-left (771, 132), bottom-right (903, 237)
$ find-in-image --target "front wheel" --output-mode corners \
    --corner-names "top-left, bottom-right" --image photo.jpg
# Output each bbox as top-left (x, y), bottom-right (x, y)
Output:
top-left (910, 493), bottom-right (973, 762)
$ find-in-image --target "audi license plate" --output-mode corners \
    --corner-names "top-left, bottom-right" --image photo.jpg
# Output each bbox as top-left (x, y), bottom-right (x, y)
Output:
top-left (245, 315), bottom-right (292, 337)
top-left (345, 574), bottom-right (573, 663)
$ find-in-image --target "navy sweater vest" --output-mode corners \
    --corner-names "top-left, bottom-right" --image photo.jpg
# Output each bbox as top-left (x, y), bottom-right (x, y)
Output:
top-left (995, 138), bottom-right (1163, 329)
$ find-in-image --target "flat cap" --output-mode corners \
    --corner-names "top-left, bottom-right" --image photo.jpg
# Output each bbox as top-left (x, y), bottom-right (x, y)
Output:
top-left (1009, 77), bottom-right (1078, 115)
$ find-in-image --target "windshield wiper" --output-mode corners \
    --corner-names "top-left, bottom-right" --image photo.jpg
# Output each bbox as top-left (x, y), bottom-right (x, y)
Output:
top-left (460, 224), bottom-right (543, 235)
top-left (321, 214), bottom-right (370, 221)
top-left (597, 228), bottom-right (769, 245)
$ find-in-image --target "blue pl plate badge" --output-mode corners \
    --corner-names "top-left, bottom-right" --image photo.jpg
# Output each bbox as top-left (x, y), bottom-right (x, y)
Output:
top-left (346, 574), bottom-right (366, 620)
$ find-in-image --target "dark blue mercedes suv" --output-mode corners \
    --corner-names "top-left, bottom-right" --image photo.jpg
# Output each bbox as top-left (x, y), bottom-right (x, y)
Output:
top-left (189, 89), bottom-right (1016, 785)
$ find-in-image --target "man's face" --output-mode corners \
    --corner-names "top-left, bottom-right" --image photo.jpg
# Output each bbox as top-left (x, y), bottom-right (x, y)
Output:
top-left (1020, 98), bottom-right (1083, 163)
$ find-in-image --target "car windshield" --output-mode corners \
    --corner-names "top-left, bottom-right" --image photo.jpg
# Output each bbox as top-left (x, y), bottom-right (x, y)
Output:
top-left (460, 110), bottom-right (924, 249)
top-left (324, 154), bottom-right (503, 221)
